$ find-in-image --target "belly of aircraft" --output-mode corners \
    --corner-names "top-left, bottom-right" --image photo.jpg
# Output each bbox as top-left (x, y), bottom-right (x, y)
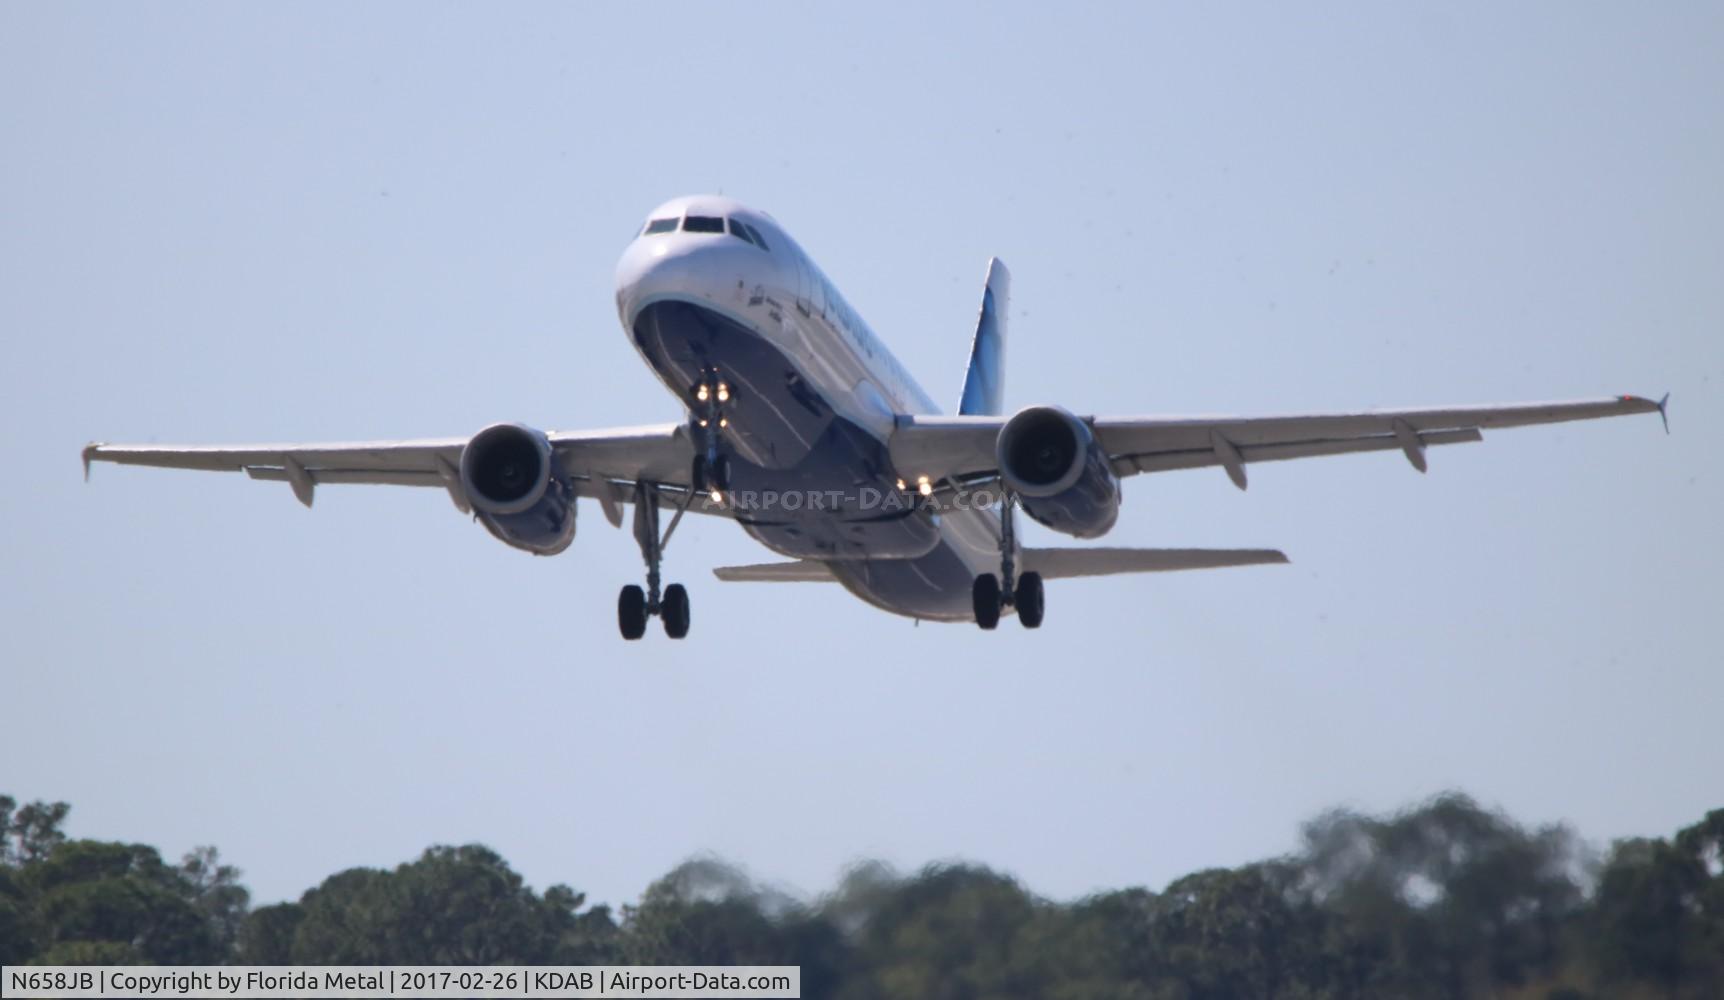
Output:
top-left (632, 299), bottom-right (949, 564)
top-left (631, 299), bottom-right (835, 470)
top-left (629, 298), bottom-right (999, 619)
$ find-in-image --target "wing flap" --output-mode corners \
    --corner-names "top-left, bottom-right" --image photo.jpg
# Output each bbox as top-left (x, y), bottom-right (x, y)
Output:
top-left (713, 560), bottom-right (835, 582)
top-left (1114, 427), bottom-right (1482, 475)
top-left (1023, 547), bottom-right (1289, 579)
top-left (245, 467), bottom-right (444, 488)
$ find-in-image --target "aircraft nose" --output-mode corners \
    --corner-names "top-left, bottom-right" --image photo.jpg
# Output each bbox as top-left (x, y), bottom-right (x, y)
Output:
top-left (614, 234), bottom-right (766, 328)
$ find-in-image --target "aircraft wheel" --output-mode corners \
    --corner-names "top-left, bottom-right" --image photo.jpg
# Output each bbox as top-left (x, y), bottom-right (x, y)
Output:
top-left (618, 585), bottom-right (647, 640)
top-left (1016, 571), bottom-right (1044, 629)
top-left (662, 583), bottom-right (690, 639)
top-left (972, 574), bottom-right (1001, 630)
top-left (691, 457), bottom-right (707, 495)
top-left (712, 454), bottom-right (732, 492)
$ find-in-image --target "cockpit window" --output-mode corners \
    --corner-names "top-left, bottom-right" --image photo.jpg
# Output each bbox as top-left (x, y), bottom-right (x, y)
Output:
top-left (743, 222), bottom-right (770, 250)
top-left (683, 215), bottom-right (724, 233)
top-left (643, 217), bottom-right (678, 235)
top-left (727, 219), bottom-right (756, 245)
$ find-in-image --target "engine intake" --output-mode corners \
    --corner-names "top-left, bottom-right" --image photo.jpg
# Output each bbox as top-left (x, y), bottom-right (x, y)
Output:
top-left (996, 405), bottom-right (1121, 539)
top-left (459, 423), bottom-right (575, 554)
top-left (463, 423), bottom-right (553, 514)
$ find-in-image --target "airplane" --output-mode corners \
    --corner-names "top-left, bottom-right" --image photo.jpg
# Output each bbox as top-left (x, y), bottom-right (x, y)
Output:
top-left (82, 195), bottom-right (1669, 639)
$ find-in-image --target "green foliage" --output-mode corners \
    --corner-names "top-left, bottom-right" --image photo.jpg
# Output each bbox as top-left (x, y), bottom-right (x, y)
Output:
top-left (1, 791), bottom-right (1720, 998)
top-left (1144, 864), bottom-right (1331, 998)
top-left (1589, 820), bottom-right (1724, 997)
top-left (1292, 792), bottom-right (1590, 998)
top-left (234, 902), bottom-right (301, 964)
top-left (262, 844), bottom-right (616, 964)
top-left (180, 845), bottom-right (251, 957)
top-left (0, 864), bottom-right (37, 965)
top-left (0, 796), bottom-right (69, 867)
top-left (623, 859), bottom-right (845, 991)
top-left (26, 840), bottom-right (220, 964)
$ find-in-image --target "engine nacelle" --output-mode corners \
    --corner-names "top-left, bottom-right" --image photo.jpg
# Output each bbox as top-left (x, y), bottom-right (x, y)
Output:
top-left (459, 422), bottom-right (576, 555)
top-left (996, 405), bottom-right (1121, 539)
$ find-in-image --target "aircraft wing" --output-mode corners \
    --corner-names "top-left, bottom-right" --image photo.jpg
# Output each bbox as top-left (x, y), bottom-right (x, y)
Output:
top-left (889, 395), bottom-right (1666, 491)
top-left (82, 422), bottom-right (719, 520)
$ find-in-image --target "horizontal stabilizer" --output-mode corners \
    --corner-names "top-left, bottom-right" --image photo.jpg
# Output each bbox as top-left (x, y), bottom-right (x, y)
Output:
top-left (1022, 547), bottom-right (1288, 579)
top-left (713, 560), bottom-right (835, 582)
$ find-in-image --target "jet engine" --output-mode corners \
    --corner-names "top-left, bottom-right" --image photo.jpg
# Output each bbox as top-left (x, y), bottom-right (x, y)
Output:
top-left (459, 422), bottom-right (576, 555)
top-left (995, 405), bottom-right (1120, 539)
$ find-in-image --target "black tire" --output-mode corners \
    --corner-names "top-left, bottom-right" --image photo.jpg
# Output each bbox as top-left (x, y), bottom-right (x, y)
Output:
top-left (618, 584), bottom-right (647, 640)
top-left (972, 574), bottom-right (1001, 630)
top-left (1016, 571), bottom-right (1044, 629)
top-left (691, 457), bottom-right (707, 495)
top-left (712, 454), bottom-right (732, 492)
top-left (662, 583), bottom-right (690, 639)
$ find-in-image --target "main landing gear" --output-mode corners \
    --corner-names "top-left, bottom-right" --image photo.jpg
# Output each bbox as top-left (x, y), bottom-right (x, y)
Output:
top-left (619, 370), bottom-right (734, 639)
top-left (619, 481), bottom-right (694, 640)
top-left (972, 494), bottom-right (1044, 630)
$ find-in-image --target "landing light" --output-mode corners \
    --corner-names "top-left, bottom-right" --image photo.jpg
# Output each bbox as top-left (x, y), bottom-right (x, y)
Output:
top-left (719, 417), bottom-right (728, 428)
top-left (717, 383), bottom-right (731, 403)
top-left (896, 478), bottom-right (906, 491)
top-left (698, 418), bottom-right (708, 428)
top-left (709, 489), bottom-right (724, 504)
top-left (917, 475), bottom-right (933, 497)
top-left (696, 384), bottom-right (710, 402)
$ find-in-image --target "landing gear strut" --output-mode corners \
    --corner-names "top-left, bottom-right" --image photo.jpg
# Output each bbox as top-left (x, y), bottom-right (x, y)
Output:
top-left (619, 481), bottom-right (694, 640)
top-left (690, 370), bottom-right (733, 498)
top-left (972, 492), bottom-right (1044, 630)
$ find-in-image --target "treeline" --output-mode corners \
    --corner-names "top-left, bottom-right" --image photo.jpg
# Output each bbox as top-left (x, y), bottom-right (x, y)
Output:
top-left (2, 794), bottom-right (1721, 998)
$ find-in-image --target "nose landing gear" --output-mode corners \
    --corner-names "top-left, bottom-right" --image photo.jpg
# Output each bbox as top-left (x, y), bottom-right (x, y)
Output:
top-left (971, 494), bottom-right (1045, 630)
top-left (690, 372), bottom-right (733, 499)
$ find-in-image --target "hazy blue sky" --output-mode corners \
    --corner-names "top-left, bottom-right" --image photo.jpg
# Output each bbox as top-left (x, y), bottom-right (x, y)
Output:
top-left (3, 4), bottom-right (1720, 909)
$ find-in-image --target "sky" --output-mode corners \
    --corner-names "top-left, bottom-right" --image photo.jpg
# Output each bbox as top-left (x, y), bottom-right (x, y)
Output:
top-left (2, 4), bottom-right (1720, 910)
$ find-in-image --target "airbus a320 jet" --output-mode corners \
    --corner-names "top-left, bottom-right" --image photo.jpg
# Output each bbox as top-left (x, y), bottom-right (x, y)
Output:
top-left (84, 196), bottom-right (1668, 639)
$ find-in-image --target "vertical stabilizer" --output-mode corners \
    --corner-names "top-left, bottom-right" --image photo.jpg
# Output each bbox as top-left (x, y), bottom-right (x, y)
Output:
top-left (957, 258), bottom-right (1010, 415)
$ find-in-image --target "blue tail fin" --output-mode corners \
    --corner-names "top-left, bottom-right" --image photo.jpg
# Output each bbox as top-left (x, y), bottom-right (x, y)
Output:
top-left (958, 258), bottom-right (1010, 415)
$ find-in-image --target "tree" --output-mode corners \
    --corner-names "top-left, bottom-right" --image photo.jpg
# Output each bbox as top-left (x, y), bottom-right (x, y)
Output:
top-left (1142, 864), bottom-right (1335, 999)
top-left (2, 788), bottom-right (1720, 997)
top-left (1, 797), bottom-right (69, 868)
top-left (26, 841), bottom-right (220, 964)
top-left (280, 845), bottom-right (608, 964)
top-left (0, 863), bottom-right (38, 965)
top-left (281, 868), bottom-right (391, 963)
top-left (1293, 793), bottom-right (1587, 998)
top-left (235, 902), bottom-right (302, 964)
top-left (624, 859), bottom-right (842, 990)
top-left (1589, 834), bottom-right (1718, 995)
top-left (180, 846), bottom-right (250, 958)
top-left (837, 863), bottom-right (1047, 1000)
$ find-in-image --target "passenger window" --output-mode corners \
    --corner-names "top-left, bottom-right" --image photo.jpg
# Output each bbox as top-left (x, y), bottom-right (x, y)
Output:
top-left (728, 219), bottom-right (757, 245)
top-left (743, 223), bottom-right (770, 250)
top-left (683, 216), bottom-right (724, 233)
top-left (643, 217), bottom-right (678, 235)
